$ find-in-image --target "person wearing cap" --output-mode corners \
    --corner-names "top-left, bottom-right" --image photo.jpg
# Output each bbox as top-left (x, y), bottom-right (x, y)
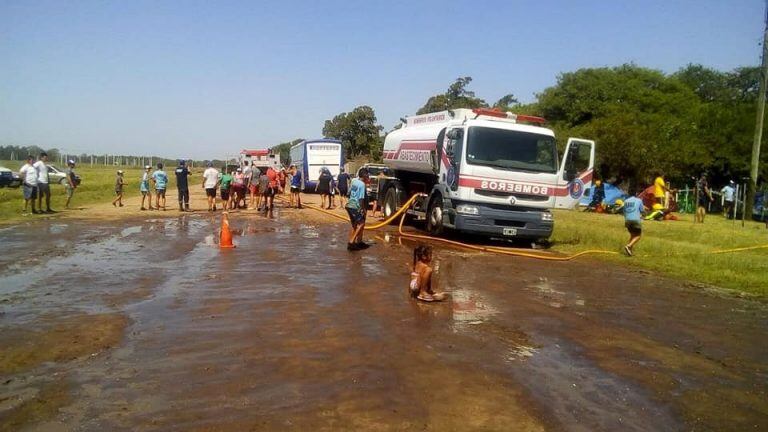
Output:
top-left (345, 168), bottom-right (370, 251)
top-left (140, 165), bottom-right (153, 210)
top-left (175, 160), bottom-right (192, 212)
top-left (152, 162), bottom-right (169, 211)
top-left (202, 161), bottom-right (220, 211)
top-left (336, 167), bottom-right (350, 208)
top-left (64, 160), bottom-right (78, 209)
top-left (721, 180), bottom-right (736, 219)
top-left (695, 173), bottom-right (713, 223)
top-left (19, 155), bottom-right (38, 214)
top-left (112, 170), bottom-right (125, 207)
top-left (34, 152), bottom-right (54, 213)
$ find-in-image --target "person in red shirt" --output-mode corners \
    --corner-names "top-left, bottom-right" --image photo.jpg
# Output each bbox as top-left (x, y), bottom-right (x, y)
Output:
top-left (265, 166), bottom-right (278, 210)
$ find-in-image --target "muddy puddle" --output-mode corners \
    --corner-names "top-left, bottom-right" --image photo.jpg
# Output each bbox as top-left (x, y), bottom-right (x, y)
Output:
top-left (0, 209), bottom-right (766, 431)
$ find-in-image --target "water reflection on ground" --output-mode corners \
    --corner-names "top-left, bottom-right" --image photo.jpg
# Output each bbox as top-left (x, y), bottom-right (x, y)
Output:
top-left (0, 211), bottom-right (766, 431)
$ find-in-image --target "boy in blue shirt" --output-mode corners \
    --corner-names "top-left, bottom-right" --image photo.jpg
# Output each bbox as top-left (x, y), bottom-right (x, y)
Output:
top-left (289, 165), bottom-right (303, 209)
top-left (152, 162), bottom-right (169, 211)
top-left (622, 186), bottom-right (646, 256)
top-left (345, 168), bottom-right (370, 251)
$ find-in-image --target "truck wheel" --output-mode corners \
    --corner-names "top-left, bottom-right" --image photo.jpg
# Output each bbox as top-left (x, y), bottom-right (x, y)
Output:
top-left (383, 189), bottom-right (398, 219)
top-left (60, 178), bottom-right (68, 186)
top-left (426, 195), bottom-right (444, 235)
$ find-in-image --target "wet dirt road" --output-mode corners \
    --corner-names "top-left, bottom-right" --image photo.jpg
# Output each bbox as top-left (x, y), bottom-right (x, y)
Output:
top-left (1, 210), bottom-right (766, 431)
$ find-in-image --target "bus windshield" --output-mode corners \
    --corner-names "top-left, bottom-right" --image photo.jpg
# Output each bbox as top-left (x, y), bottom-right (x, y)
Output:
top-left (465, 127), bottom-right (558, 173)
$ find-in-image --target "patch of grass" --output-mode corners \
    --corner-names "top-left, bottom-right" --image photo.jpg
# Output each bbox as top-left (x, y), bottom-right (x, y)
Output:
top-left (0, 160), bottom-right (200, 224)
top-left (550, 209), bottom-right (768, 296)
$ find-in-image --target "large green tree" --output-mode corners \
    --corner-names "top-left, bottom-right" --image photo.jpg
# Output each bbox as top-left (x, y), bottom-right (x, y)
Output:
top-left (534, 65), bottom-right (705, 184)
top-left (673, 64), bottom-right (766, 183)
top-left (322, 106), bottom-right (383, 160)
top-left (416, 76), bottom-right (489, 114)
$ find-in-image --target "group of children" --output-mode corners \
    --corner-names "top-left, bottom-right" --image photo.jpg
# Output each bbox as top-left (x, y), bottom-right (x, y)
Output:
top-left (112, 162), bottom-right (173, 210)
top-left (116, 163), bottom-right (171, 210)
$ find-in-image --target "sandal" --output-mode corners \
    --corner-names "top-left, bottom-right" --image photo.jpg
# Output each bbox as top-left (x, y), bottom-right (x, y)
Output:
top-left (417, 293), bottom-right (435, 302)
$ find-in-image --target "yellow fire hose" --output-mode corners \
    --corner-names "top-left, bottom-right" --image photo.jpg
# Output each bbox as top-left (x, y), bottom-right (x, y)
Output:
top-left (278, 194), bottom-right (767, 260)
top-left (280, 193), bottom-right (768, 261)
top-left (284, 194), bottom-right (618, 261)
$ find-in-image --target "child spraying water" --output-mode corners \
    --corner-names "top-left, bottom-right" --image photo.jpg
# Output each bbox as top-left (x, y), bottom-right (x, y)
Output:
top-left (410, 245), bottom-right (446, 302)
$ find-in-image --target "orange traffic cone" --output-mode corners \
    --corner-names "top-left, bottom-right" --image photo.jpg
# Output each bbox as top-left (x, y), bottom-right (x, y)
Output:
top-left (220, 212), bottom-right (235, 248)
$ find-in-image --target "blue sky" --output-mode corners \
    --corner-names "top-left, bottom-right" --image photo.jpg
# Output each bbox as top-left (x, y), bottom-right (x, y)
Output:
top-left (0, 0), bottom-right (764, 159)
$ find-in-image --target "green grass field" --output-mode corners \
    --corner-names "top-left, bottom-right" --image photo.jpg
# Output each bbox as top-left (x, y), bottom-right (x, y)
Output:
top-left (550, 209), bottom-right (768, 296)
top-left (0, 161), bottom-right (201, 223)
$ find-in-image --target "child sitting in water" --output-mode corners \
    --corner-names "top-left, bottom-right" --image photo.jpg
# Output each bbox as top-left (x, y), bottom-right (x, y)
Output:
top-left (410, 245), bottom-right (446, 302)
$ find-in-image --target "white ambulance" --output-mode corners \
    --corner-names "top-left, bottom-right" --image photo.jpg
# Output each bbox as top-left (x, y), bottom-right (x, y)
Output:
top-left (380, 108), bottom-right (595, 240)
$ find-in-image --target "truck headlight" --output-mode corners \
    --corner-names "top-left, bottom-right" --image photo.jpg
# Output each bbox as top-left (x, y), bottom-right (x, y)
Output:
top-left (541, 212), bottom-right (553, 221)
top-left (456, 204), bottom-right (479, 215)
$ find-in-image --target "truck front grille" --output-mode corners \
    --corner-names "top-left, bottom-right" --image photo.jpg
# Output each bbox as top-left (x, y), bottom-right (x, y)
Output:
top-left (493, 220), bottom-right (526, 228)
top-left (475, 189), bottom-right (549, 202)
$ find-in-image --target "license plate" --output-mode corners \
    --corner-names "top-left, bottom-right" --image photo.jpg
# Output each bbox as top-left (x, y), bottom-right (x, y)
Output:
top-left (503, 228), bottom-right (517, 236)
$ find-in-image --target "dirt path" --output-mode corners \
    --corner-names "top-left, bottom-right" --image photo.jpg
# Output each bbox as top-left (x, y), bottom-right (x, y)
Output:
top-left (22, 188), bottom-right (348, 226)
top-left (0, 207), bottom-right (766, 431)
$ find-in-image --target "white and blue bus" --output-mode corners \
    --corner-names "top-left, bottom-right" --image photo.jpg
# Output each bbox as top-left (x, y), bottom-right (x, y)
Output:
top-left (290, 139), bottom-right (344, 190)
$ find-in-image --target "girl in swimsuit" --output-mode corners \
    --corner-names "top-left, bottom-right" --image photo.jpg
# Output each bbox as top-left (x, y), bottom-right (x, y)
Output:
top-left (410, 245), bottom-right (446, 302)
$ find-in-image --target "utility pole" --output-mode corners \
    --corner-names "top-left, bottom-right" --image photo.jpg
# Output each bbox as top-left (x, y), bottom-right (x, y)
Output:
top-left (749, 0), bottom-right (768, 215)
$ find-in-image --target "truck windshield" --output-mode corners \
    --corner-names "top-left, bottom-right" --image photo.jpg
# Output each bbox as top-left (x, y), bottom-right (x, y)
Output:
top-left (465, 127), bottom-right (558, 173)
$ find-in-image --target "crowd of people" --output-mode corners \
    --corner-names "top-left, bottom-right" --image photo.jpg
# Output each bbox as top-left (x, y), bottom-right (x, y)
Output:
top-left (122, 161), bottom-right (369, 217)
top-left (198, 162), bottom-right (327, 212)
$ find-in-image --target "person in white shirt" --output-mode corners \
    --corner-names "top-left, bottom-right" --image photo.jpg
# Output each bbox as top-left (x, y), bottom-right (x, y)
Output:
top-left (202, 162), bottom-right (220, 211)
top-left (19, 155), bottom-right (38, 214)
top-left (33, 152), bottom-right (53, 213)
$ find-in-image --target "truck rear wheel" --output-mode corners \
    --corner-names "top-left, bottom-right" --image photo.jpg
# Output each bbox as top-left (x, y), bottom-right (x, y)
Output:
top-left (426, 195), bottom-right (444, 235)
top-left (383, 188), bottom-right (398, 220)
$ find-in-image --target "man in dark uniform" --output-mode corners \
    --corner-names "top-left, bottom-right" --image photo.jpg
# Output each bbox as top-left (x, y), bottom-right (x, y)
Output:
top-left (175, 160), bottom-right (192, 211)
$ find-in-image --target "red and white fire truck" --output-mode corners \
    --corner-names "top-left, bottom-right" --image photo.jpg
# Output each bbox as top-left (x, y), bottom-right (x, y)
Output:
top-left (379, 108), bottom-right (595, 240)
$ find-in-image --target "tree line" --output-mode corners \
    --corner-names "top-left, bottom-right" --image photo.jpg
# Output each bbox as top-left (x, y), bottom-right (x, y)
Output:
top-left (293, 65), bottom-right (766, 189)
top-left (0, 145), bottom-right (213, 169)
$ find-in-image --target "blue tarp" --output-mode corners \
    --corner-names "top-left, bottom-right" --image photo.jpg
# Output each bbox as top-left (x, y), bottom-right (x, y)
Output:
top-left (580, 183), bottom-right (628, 206)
